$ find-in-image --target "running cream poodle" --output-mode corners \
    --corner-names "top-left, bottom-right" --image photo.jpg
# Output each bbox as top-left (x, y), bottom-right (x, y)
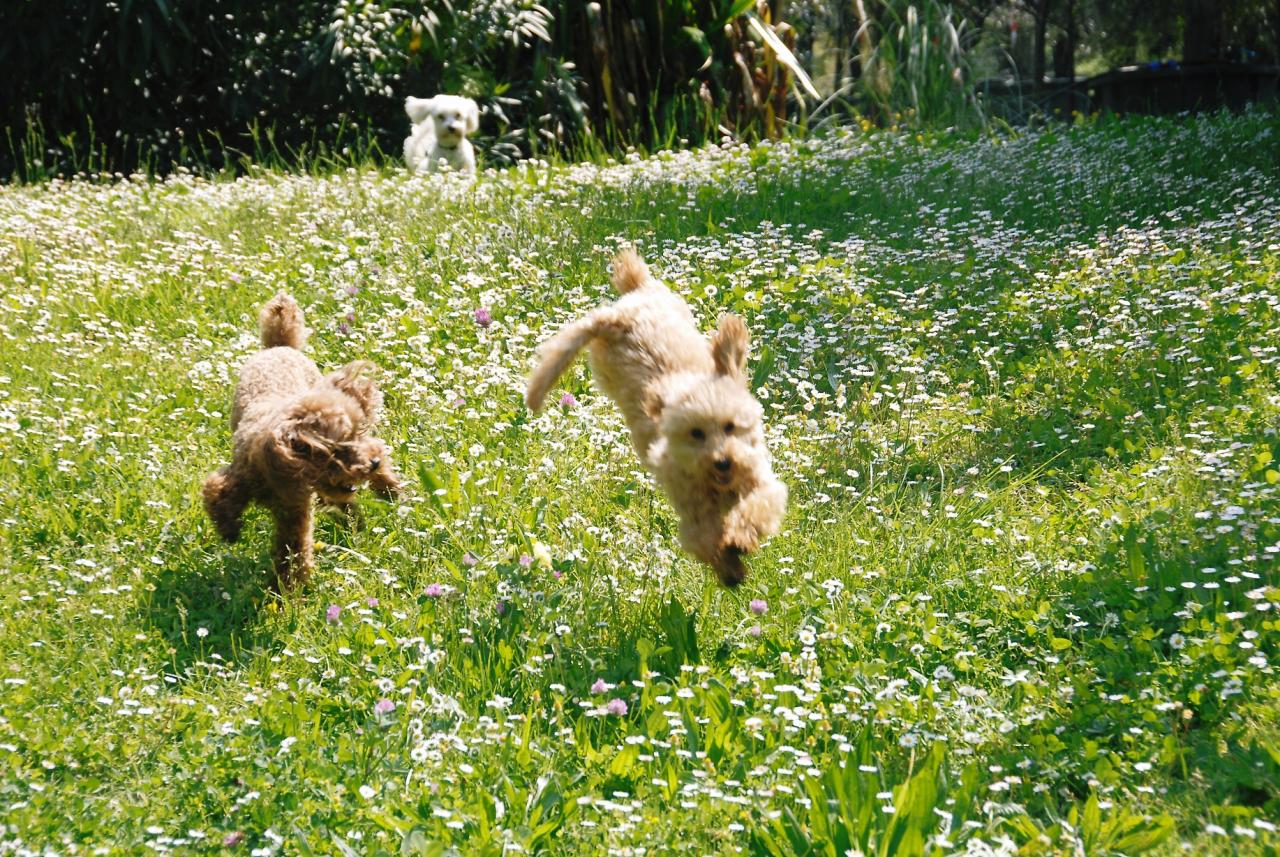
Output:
top-left (526, 250), bottom-right (787, 586)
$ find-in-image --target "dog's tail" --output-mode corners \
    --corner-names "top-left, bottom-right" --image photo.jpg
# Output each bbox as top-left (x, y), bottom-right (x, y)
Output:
top-left (525, 311), bottom-right (612, 412)
top-left (259, 292), bottom-right (307, 350)
top-left (611, 249), bottom-right (650, 294)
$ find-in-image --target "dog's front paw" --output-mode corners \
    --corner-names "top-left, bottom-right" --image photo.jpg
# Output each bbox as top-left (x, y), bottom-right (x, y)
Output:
top-left (371, 474), bottom-right (404, 500)
top-left (713, 546), bottom-right (748, 587)
top-left (720, 515), bottom-right (763, 557)
top-left (367, 457), bottom-right (404, 500)
top-left (722, 482), bottom-right (786, 554)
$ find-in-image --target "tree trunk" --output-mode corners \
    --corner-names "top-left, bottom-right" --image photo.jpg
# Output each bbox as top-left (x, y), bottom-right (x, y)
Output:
top-left (1183, 0), bottom-right (1221, 63)
top-left (1064, 0), bottom-right (1075, 113)
top-left (833, 4), bottom-right (846, 92)
top-left (1032, 0), bottom-right (1051, 85)
top-left (1274, 0), bottom-right (1280, 63)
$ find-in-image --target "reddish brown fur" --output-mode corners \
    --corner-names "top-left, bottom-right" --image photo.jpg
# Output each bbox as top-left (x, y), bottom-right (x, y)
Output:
top-left (203, 293), bottom-right (402, 589)
top-left (259, 291), bottom-right (307, 349)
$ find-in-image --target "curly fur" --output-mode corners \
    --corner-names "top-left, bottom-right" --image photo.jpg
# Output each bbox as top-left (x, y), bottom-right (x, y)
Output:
top-left (203, 293), bottom-right (403, 589)
top-left (525, 250), bottom-right (787, 586)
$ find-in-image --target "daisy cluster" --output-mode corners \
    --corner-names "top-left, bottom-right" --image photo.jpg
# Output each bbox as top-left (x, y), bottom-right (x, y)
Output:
top-left (0, 109), bottom-right (1277, 854)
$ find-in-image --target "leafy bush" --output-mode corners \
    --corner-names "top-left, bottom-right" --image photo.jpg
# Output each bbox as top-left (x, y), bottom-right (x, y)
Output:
top-left (854, 0), bottom-right (987, 129)
top-left (0, 0), bottom-right (372, 178)
top-left (1, 0), bottom-right (818, 178)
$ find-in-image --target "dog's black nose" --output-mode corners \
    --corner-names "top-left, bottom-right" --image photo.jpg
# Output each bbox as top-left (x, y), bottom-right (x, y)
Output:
top-left (714, 458), bottom-right (731, 472)
top-left (370, 458), bottom-right (381, 471)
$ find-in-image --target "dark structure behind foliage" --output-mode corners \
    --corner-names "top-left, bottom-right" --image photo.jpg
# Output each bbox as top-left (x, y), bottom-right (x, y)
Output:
top-left (1088, 63), bottom-right (1280, 115)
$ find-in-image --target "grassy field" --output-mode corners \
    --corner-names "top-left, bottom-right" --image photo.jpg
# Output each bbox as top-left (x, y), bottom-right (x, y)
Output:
top-left (1, 110), bottom-right (1279, 855)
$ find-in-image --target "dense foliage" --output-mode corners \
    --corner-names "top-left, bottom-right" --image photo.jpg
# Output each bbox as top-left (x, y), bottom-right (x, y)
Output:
top-left (2, 0), bottom-right (355, 177)
top-left (1, 0), bottom-right (814, 178)
top-left (6, 0), bottom-right (1279, 179)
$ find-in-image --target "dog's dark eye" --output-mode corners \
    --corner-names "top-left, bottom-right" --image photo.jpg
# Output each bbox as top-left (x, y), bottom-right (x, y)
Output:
top-left (724, 422), bottom-right (735, 435)
top-left (691, 428), bottom-right (706, 441)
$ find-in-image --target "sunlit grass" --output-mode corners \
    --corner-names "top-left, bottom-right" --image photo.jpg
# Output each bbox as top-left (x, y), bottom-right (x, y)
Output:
top-left (1, 109), bottom-right (1279, 855)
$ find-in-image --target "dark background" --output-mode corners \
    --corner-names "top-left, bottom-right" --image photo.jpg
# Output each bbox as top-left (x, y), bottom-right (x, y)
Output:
top-left (2, 0), bottom-right (1277, 179)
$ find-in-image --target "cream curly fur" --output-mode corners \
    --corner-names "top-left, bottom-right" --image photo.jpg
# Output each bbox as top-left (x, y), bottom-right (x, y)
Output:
top-left (202, 293), bottom-right (403, 589)
top-left (526, 250), bottom-right (787, 585)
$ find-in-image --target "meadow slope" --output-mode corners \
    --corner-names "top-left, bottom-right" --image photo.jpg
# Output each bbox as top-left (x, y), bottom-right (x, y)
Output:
top-left (1, 111), bottom-right (1280, 855)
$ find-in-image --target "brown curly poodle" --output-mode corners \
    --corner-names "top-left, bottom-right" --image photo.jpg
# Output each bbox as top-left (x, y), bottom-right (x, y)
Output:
top-left (202, 293), bottom-right (402, 589)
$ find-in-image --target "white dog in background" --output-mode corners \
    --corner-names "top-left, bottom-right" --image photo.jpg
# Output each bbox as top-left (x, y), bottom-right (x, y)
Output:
top-left (403, 95), bottom-right (479, 174)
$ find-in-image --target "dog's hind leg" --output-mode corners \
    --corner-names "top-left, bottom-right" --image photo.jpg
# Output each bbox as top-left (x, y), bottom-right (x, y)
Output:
top-left (525, 308), bottom-right (618, 412)
top-left (202, 467), bottom-right (252, 543)
top-left (271, 499), bottom-right (315, 590)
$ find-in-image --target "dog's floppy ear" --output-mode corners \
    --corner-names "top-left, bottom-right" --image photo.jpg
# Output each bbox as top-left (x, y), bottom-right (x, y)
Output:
top-left (405, 96), bottom-right (436, 124)
top-left (264, 418), bottom-right (329, 477)
top-left (278, 389), bottom-right (363, 454)
top-left (285, 426), bottom-right (326, 459)
top-left (463, 98), bottom-right (480, 134)
top-left (711, 313), bottom-right (750, 379)
top-left (325, 360), bottom-right (382, 423)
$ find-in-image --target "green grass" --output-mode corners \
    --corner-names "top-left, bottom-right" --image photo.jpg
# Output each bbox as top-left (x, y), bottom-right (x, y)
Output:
top-left (1, 109), bottom-right (1279, 855)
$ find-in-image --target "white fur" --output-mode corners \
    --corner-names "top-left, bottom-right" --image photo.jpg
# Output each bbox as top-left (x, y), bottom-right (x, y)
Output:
top-left (403, 94), bottom-right (480, 174)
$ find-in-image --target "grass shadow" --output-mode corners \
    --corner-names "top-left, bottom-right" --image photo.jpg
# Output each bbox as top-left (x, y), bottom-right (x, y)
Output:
top-left (138, 546), bottom-right (280, 678)
top-left (993, 492), bottom-right (1280, 817)
top-left (811, 283), bottom-right (1275, 504)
